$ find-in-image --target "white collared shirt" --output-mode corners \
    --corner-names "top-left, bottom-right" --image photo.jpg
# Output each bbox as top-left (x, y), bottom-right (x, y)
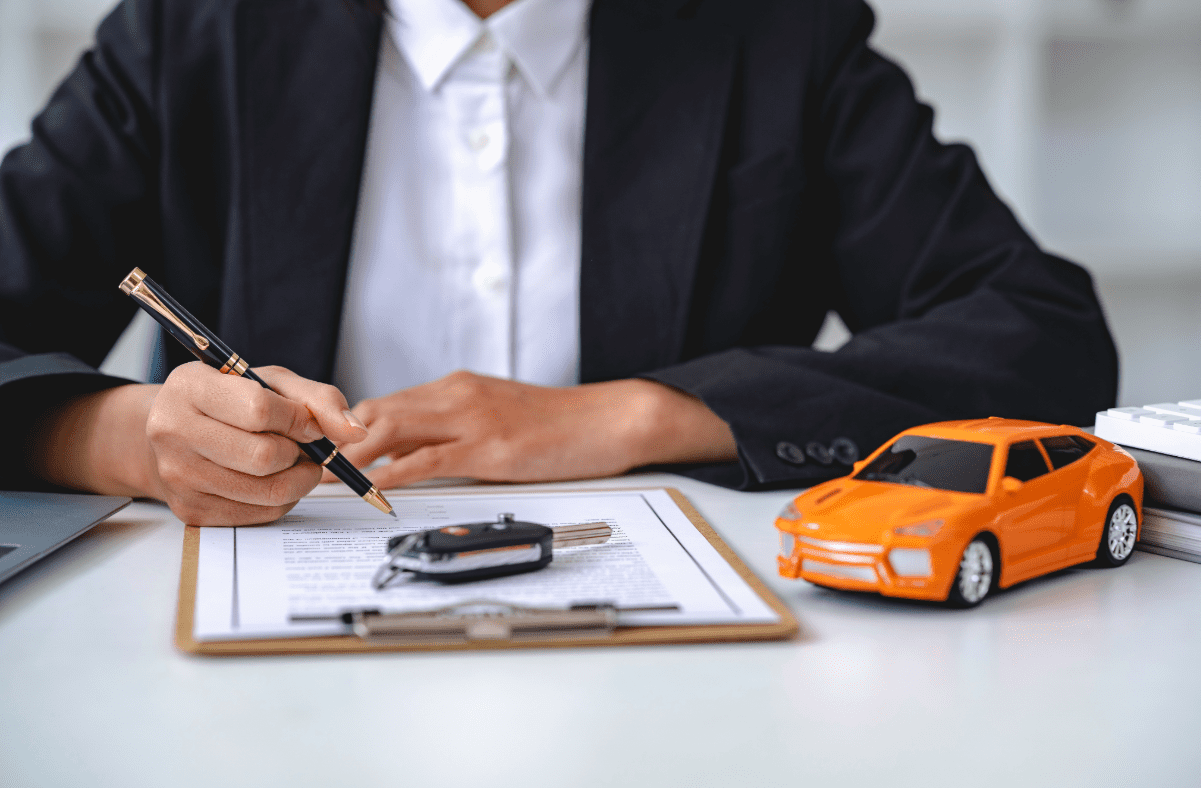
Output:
top-left (332, 0), bottom-right (590, 405)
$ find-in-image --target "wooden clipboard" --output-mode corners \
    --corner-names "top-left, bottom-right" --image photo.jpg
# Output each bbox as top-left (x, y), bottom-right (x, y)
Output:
top-left (175, 488), bottom-right (799, 655)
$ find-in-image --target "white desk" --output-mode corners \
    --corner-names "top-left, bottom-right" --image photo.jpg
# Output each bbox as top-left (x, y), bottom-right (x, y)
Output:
top-left (3, 473), bottom-right (1200, 787)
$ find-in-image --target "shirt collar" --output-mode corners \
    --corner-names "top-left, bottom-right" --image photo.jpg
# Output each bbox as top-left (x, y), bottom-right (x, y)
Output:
top-left (387, 0), bottom-right (591, 95)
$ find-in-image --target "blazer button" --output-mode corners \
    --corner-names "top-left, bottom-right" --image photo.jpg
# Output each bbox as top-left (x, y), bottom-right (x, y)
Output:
top-left (830, 437), bottom-right (859, 465)
top-left (806, 442), bottom-right (833, 465)
top-left (776, 441), bottom-right (806, 465)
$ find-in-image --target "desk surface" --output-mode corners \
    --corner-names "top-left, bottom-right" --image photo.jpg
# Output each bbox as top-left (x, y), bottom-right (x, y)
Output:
top-left (3, 473), bottom-right (1200, 787)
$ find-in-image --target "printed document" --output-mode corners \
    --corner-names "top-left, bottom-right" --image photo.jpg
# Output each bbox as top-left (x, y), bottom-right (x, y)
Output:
top-left (193, 489), bottom-right (778, 641)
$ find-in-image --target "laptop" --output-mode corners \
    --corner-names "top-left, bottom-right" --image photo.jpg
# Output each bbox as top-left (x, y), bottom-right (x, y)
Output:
top-left (0, 492), bottom-right (132, 584)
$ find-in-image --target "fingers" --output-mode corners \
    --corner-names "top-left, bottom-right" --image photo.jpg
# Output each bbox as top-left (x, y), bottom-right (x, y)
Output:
top-left (317, 371), bottom-right (644, 491)
top-left (163, 363), bottom-right (319, 443)
top-left (335, 372), bottom-right (529, 487)
top-left (156, 442), bottom-right (324, 523)
top-left (163, 491), bottom-right (299, 527)
top-left (155, 448), bottom-right (322, 525)
top-left (337, 395), bottom-right (452, 469)
top-left (328, 434), bottom-right (448, 484)
top-left (145, 362), bottom-right (355, 525)
top-left (187, 418), bottom-right (304, 477)
top-left (343, 374), bottom-right (689, 490)
top-left (200, 457), bottom-right (321, 507)
top-left (338, 430), bottom-right (443, 469)
top-left (366, 443), bottom-right (471, 490)
top-left (255, 366), bottom-right (368, 444)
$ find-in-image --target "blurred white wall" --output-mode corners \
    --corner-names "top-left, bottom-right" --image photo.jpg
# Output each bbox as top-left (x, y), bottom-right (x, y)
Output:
top-left (1, 0), bottom-right (1199, 404)
top-left (869, 0), bottom-right (1201, 405)
top-left (0, 0), bottom-right (111, 153)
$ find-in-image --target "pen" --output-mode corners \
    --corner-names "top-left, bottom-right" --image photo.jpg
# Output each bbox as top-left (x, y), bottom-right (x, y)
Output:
top-left (118, 268), bottom-right (395, 519)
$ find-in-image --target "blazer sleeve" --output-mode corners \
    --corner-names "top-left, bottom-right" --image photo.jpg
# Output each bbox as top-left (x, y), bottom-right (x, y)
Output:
top-left (0, 349), bottom-right (134, 492)
top-left (0, 0), bottom-right (159, 488)
top-left (642, 0), bottom-right (1118, 490)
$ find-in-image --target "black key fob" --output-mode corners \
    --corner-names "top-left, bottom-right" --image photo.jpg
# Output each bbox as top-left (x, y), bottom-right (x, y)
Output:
top-left (374, 513), bottom-right (553, 586)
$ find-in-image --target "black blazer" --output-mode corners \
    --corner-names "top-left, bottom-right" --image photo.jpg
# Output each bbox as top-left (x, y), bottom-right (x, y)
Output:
top-left (0, 0), bottom-right (1117, 490)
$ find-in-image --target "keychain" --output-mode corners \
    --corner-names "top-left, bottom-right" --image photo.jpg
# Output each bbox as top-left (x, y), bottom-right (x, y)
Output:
top-left (373, 513), bottom-right (612, 588)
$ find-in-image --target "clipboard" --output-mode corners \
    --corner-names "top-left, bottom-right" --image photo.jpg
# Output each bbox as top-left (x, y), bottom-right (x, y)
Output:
top-left (174, 488), bottom-right (799, 655)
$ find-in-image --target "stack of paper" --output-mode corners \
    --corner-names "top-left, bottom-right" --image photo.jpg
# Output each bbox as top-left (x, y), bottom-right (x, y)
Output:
top-left (1139, 507), bottom-right (1201, 565)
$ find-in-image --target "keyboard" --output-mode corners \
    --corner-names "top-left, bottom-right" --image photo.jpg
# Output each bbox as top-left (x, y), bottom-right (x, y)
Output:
top-left (1094, 401), bottom-right (1201, 462)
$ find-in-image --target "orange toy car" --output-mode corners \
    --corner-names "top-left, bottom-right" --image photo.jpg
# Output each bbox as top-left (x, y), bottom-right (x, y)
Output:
top-left (776, 418), bottom-right (1143, 606)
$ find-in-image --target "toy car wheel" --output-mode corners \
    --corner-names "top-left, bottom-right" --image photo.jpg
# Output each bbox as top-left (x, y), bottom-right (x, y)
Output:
top-left (1096, 497), bottom-right (1138, 567)
top-left (947, 537), bottom-right (995, 608)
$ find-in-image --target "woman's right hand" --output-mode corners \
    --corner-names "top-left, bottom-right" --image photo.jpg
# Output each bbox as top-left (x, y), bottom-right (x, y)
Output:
top-left (29, 362), bottom-right (367, 525)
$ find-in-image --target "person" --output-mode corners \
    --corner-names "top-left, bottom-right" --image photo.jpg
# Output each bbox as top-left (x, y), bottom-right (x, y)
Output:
top-left (0, 0), bottom-right (1117, 526)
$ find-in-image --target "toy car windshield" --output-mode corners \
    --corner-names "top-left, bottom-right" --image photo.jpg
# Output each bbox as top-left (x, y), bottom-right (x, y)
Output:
top-left (854, 435), bottom-right (994, 494)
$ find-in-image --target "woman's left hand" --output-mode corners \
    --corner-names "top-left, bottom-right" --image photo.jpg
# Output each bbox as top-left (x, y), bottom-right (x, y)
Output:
top-left (325, 371), bottom-right (737, 489)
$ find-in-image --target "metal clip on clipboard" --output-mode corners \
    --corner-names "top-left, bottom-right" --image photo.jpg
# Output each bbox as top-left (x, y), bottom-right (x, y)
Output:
top-left (341, 601), bottom-right (679, 645)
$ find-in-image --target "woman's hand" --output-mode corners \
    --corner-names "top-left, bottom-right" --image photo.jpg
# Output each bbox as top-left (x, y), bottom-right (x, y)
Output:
top-left (328, 371), bottom-right (737, 489)
top-left (30, 363), bottom-right (368, 525)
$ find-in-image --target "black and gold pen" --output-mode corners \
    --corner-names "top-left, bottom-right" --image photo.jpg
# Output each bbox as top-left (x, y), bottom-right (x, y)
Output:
top-left (119, 268), bottom-right (395, 518)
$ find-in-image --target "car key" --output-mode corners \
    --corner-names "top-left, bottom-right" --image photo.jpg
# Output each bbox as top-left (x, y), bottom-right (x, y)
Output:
top-left (372, 513), bottom-right (612, 589)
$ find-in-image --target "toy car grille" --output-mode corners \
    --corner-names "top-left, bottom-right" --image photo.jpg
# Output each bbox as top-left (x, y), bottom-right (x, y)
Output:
top-left (801, 559), bottom-right (878, 583)
top-left (796, 536), bottom-right (883, 554)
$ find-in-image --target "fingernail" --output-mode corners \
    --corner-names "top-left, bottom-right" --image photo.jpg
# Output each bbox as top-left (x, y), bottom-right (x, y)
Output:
top-left (302, 423), bottom-right (324, 442)
top-left (343, 409), bottom-right (367, 431)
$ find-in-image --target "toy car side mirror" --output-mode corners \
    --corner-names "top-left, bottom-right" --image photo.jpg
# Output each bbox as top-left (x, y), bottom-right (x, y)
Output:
top-left (1001, 476), bottom-right (1023, 493)
top-left (852, 459), bottom-right (867, 474)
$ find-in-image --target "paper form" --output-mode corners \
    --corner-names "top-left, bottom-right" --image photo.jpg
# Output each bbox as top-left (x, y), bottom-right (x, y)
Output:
top-left (193, 489), bottom-right (778, 641)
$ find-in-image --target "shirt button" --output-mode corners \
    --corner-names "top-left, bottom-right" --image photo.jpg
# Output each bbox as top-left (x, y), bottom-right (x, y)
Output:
top-left (776, 442), bottom-right (806, 466)
top-left (472, 266), bottom-right (507, 295)
top-left (469, 130), bottom-right (490, 151)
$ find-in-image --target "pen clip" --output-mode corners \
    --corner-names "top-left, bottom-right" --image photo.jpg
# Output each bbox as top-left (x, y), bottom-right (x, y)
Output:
top-left (119, 268), bottom-right (210, 351)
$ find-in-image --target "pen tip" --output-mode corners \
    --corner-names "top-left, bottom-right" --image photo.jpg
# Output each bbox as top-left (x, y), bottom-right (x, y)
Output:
top-left (363, 486), bottom-right (396, 518)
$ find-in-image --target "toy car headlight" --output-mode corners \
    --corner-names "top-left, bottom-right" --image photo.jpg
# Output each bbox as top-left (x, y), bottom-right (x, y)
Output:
top-left (778, 500), bottom-right (802, 521)
top-left (779, 531), bottom-right (796, 557)
top-left (888, 548), bottom-right (933, 577)
top-left (893, 519), bottom-right (944, 537)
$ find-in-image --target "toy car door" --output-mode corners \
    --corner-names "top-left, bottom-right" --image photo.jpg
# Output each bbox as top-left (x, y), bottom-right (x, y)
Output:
top-left (996, 439), bottom-right (1070, 583)
top-left (1038, 435), bottom-right (1096, 562)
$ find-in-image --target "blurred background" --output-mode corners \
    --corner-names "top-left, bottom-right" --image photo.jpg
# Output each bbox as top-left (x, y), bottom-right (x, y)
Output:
top-left (0, 0), bottom-right (1198, 407)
